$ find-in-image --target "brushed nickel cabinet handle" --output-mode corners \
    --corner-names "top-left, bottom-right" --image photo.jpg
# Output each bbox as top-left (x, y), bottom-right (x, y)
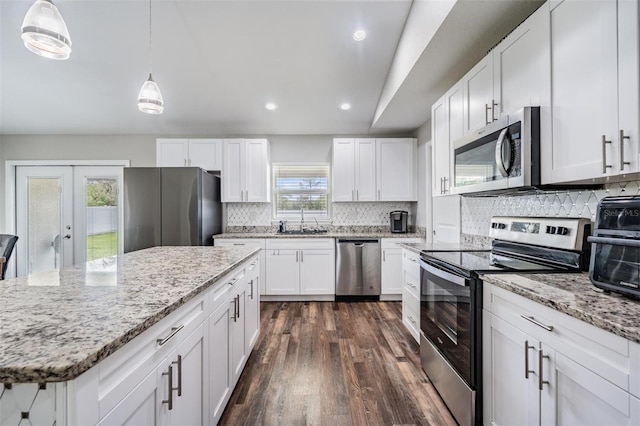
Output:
top-left (172, 355), bottom-right (182, 397)
top-left (620, 130), bottom-right (631, 171)
top-left (383, 250), bottom-right (386, 262)
top-left (296, 251), bottom-right (299, 262)
top-left (485, 103), bottom-right (491, 125)
top-left (157, 325), bottom-right (184, 346)
top-left (538, 349), bottom-right (550, 390)
top-left (492, 100), bottom-right (498, 121)
top-left (231, 298), bottom-right (237, 322)
top-left (300, 250), bottom-right (304, 262)
top-left (162, 365), bottom-right (174, 410)
top-left (356, 189), bottom-right (359, 200)
top-left (520, 315), bottom-right (554, 332)
top-left (228, 277), bottom-right (239, 287)
top-left (524, 340), bottom-right (535, 379)
top-left (378, 189), bottom-right (381, 200)
top-left (443, 177), bottom-right (448, 194)
top-left (602, 135), bottom-right (613, 173)
top-left (236, 294), bottom-right (240, 319)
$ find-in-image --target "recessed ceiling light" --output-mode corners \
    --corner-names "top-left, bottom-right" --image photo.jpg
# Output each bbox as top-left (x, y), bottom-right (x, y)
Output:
top-left (265, 102), bottom-right (277, 111)
top-left (352, 29), bottom-right (366, 41)
top-left (340, 103), bottom-right (352, 111)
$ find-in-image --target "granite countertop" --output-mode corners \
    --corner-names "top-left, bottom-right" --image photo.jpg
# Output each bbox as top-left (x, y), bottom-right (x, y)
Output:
top-left (0, 246), bottom-right (259, 383)
top-left (214, 231), bottom-right (425, 239)
top-left (482, 273), bottom-right (640, 344)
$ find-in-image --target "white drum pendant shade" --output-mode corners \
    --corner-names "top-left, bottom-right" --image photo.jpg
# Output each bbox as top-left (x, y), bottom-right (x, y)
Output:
top-left (137, 74), bottom-right (164, 114)
top-left (21, 0), bottom-right (72, 60)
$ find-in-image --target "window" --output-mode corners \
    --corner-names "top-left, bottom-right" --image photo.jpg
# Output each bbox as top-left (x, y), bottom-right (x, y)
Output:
top-left (272, 164), bottom-right (330, 219)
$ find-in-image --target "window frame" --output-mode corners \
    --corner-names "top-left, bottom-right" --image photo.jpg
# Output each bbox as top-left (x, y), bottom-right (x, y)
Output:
top-left (271, 162), bottom-right (331, 221)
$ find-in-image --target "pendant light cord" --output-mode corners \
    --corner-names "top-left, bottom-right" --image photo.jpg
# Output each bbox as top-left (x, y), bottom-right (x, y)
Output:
top-left (148, 0), bottom-right (153, 75)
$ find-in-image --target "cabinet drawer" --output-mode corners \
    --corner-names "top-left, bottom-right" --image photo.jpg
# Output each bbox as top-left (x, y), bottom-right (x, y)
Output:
top-left (97, 294), bottom-right (205, 418)
top-left (210, 264), bottom-right (246, 313)
top-left (266, 238), bottom-right (334, 250)
top-left (403, 267), bottom-right (420, 299)
top-left (403, 289), bottom-right (420, 342)
top-left (402, 249), bottom-right (420, 277)
top-left (485, 283), bottom-right (633, 392)
top-left (214, 238), bottom-right (265, 249)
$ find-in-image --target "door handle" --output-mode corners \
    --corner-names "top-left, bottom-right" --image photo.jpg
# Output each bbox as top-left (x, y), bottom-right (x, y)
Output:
top-left (495, 128), bottom-right (512, 177)
top-left (538, 349), bottom-right (550, 390)
top-left (63, 234), bottom-right (71, 239)
top-left (524, 340), bottom-right (535, 379)
top-left (172, 355), bottom-right (182, 396)
top-left (602, 135), bottom-right (612, 173)
top-left (485, 103), bottom-right (491, 125)
top-left (620, 130), bottom-right (631, 171)
top-left (162, 364), bottom-right (174, 410)
top-left (491, 100), bottom-right (498, 121)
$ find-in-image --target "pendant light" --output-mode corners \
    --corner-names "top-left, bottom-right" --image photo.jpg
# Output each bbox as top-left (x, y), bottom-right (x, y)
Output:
top-left (21, 0), bottom-right (72, 60)
top-left (137, 0), bottom-right (163, 114)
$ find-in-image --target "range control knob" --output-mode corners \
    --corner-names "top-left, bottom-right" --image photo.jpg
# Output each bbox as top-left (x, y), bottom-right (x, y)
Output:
top-left (546, 226), bottom-right (556, 234)
top-left (556, 226), bottom-right (569, 235)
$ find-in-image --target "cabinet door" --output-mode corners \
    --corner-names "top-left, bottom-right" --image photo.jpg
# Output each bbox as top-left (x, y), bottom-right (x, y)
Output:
top-left (541, 345), bottom-right (639, 426)
top-left (167, 323), bottom-right (205, 426)
top-left (245, 259), bottom-right (260, 350)
top-left (545, 0), bottom-right (618, 183)
top-left (432, 95), bottom-right (449, 196)
top-left (432, 195), bottom-right (460, 243)
top-left (462, 55), bottom-right (494, 134)
top-left (354, 138), bottom-right (376, 201)
top-left (209, 298), bottom-right (232, 425)
top-left (381, 247), bottom-right (403, 295)
top-left (446, 83), bottom-right (464, 194)
top-left (376, 139), bottom-right (416, 201)
top-left (265, 249), bottom-right (299, 294)
top-left (618, 0), bottom-right (640, 174)
top-left (245, 139), bottom-right (270, 202)
top-left (222, 139), bottom-right (245, 202)
top-left (332, 138), bottom-right (355, 201)
top-left (483, 312), bottom-right (539, 426)
top-left (188, 139), bottom-right (222, 171)
top-left (230, 284), bottom-right (247, 384)
top-left (299, 249), bottom-right (334, 295)
top-left (98, 368), bottom-right (161, 425)
top-left (157, 139), bottom-right (189, 167)
top-left (492, 3), bottom-right (550, 118)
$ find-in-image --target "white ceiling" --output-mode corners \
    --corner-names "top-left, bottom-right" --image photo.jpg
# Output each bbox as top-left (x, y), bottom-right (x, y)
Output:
top-left (0, 0), bottom-right (543, 136)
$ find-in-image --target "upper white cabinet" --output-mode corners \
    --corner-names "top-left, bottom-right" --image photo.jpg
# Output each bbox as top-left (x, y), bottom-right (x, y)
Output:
top-left (332, 138), bottom-right (417, 202)
top-left (221, 139), bottom-right (270, 203)
top-left (543, 0), bottom-right (639, 183)
top-left (461, 3), bottom-right (550, 136)
top-left (433, 82), bottom-right (464, 196)
top-left (432, 195), bottom-right (460, 243)
top-left (377, 138), bottom-right (417, 201)
top-left (156, 138), bottom-right (223, 171)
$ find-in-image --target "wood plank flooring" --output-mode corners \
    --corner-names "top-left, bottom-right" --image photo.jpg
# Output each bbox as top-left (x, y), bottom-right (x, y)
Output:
top-left (219, 301), bottom-right (456, 426)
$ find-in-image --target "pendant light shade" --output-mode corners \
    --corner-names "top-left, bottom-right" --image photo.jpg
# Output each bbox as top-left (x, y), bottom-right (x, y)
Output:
top-left (21, 0), bottom-right (72, 60)
top-left (138, 73), bottom-right (164, 114)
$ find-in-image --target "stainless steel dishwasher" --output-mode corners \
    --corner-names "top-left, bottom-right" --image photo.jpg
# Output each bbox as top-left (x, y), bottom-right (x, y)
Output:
top-left (335, 239), bottom-right (381, 296)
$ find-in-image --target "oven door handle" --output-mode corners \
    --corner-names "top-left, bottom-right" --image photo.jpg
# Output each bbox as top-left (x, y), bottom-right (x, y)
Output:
top-left (419, 259), bottom-right (469, 287)
top-left (495, 128), bottom-right (513, 177)
top-left (587, 236), bottom-right (640, 248)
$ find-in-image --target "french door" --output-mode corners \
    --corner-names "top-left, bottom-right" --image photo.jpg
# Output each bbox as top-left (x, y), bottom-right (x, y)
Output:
top-left (15, 166), bottom-right (123, 277)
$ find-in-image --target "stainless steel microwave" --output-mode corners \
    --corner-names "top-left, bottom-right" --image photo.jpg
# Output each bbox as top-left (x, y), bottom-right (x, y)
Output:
top-left (451, 107), bottom-right (540, 195)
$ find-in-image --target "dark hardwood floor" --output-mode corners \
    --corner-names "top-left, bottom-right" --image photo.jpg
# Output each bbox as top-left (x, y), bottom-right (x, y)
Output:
top-left (219, 301), bottom-right (456, 426)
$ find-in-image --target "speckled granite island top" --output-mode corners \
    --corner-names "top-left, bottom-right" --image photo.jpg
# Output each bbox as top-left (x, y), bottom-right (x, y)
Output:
top-left (0, 246), bottom-right (259, 383)
top-left (481, 273), bottom-right (640, 343)
top-left (213, 232), bottom-right (424, 239)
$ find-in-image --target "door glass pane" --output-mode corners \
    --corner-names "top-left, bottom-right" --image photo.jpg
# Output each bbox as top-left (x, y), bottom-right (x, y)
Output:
top-left (85, 178), bottom-right (118, 261)
top-left (27, 178), bottom-right (62, 274)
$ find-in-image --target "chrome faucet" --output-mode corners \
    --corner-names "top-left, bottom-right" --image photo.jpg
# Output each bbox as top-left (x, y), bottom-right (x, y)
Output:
top-left (300, 208), bottom-right (305, 231)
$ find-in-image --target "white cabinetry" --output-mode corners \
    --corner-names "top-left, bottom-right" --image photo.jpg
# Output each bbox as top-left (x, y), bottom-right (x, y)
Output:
top-left (432, 195), bottom-right (460, 243)
top-left (213, 239), bottom-right (266, 295)
top-left (543, 0), bottom-right (639, 183)
top-left (265, 239), bottom-right (335, 297)
top-left (484, 283), bottom-right (640, 426)
top-left (221, 139), bottom-right (270, 202)
top-left (461, 3), bottom-right (550, 136)
top-left (333, 138), bottom-right (417, 202)
top-left (156, 138), bottom-right (223, 170)
top-left (376, 138), bottom-right (417, 201)
top-left (380, 238), bottom-right (423, 299)
top-left (401, 249), bottom-right (421, 342)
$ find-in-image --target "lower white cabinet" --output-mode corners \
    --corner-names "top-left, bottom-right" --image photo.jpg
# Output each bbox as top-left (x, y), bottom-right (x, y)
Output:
top-left (401, 249), bottom-right (421, 342)
top-left (62, 255), bottom-right (260, 426)
top-left (484, 283), bottom-right (640, 426)
top-left (265, 239), bottom-right (335, 296)
top-left (381, 238), bottom-right (423, 298)
top-left (214, 238), bottom-right (266, 295)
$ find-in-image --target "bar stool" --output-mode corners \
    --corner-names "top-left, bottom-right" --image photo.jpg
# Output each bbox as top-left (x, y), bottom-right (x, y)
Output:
top-left (0, 234), bottom-right (18, 280)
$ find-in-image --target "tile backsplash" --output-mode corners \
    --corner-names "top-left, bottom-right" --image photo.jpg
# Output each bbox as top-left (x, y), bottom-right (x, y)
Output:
top-left (461, 180), bottom-right (640, 237)
top-left (226, 202), bottom-right (414, 227)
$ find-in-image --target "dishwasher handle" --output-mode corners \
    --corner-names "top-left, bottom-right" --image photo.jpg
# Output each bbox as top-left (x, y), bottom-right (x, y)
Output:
top-left (337, 239), bottom-right (380, 244)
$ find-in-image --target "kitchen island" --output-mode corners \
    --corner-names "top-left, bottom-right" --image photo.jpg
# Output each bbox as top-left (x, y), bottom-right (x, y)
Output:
top-left (0, 245), bottom-right (262, 425)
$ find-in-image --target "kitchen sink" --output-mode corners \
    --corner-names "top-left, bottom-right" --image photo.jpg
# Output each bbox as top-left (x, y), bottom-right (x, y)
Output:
top-left (277, 229), bottom-right (329, 235)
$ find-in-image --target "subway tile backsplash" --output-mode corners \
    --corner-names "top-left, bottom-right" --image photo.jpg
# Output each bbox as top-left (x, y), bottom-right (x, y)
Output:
top-left (461, 180), bottom-right (640, 237)
top-left (226, 202), bottom-right (414, 227)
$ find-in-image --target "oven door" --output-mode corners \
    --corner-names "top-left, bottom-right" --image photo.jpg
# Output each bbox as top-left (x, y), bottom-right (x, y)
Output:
top-left (420, 258), bottom-right (474, 385)
top-left (588, 233), bottom-right (640, 298)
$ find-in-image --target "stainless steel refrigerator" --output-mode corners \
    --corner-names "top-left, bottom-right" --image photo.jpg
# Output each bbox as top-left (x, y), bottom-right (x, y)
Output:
top-left (124, 167), bottom-right (222, 253)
